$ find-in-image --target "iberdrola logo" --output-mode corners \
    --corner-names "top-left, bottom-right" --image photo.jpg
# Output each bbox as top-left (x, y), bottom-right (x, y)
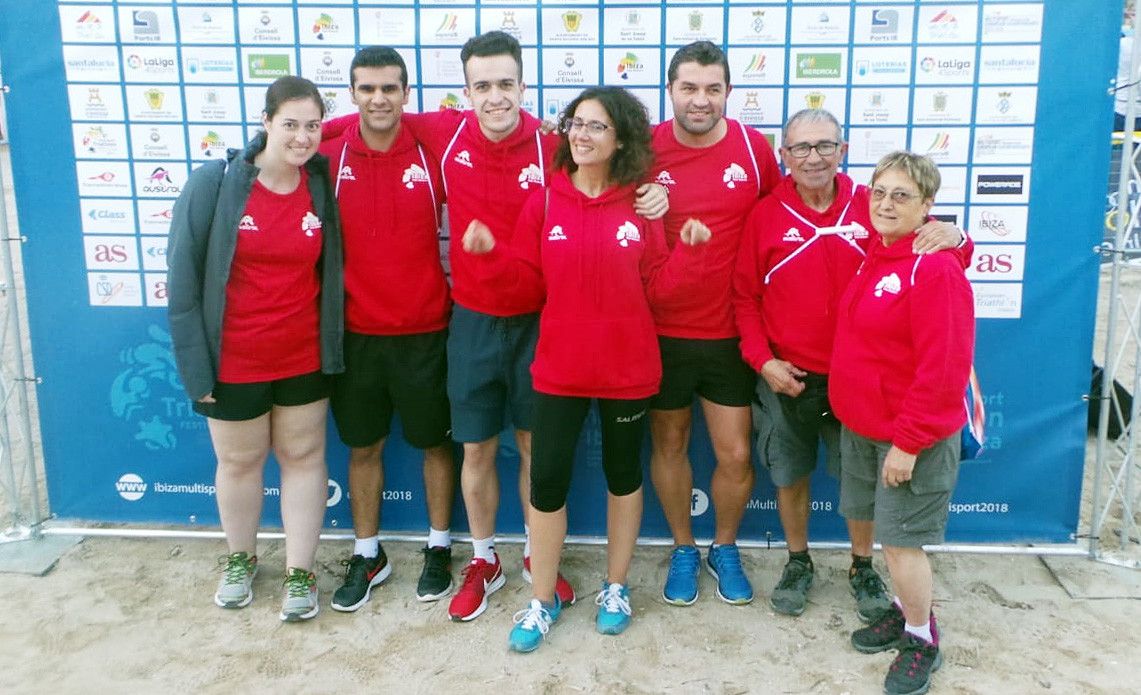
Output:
top-left (438, 93), bottom-right (462, 111)
top-left (617, 53), bottom-right (642, 80)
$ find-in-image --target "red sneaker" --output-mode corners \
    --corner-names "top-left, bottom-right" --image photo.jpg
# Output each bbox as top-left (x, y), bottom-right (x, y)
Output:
top-left (522, 555), bottom-right (577, 606)
top-left (447, 555), bottom-right (506, 622)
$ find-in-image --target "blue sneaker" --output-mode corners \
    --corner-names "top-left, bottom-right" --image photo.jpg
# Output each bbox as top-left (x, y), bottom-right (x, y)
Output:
top-left (663, 545), bottom-right (700, 606)
top-left (706, 543), bottom-right (754, 605)
top-left (595, 582), bottom-right (632, 635)
top-left (508, 597), bottom-right (561, 653)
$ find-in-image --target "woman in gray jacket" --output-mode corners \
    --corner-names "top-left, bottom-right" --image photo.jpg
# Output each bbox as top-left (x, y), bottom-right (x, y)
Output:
top-left (167, 76), bottom-right (344, 622)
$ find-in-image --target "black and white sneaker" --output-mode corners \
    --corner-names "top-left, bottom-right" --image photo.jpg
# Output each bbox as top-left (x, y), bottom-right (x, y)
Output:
top-left (416, 545), bottom-right (453, 602)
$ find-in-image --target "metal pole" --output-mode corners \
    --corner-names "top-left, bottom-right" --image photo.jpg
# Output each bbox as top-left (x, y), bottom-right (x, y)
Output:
top-left (1092, 28), bottom-right (1141, 557)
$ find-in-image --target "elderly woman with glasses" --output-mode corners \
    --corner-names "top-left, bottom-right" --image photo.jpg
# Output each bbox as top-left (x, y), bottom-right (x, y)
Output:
top-left (462, 85), bottom-right (711, 652)
top-left (827, 151), bottom-right (974, 695)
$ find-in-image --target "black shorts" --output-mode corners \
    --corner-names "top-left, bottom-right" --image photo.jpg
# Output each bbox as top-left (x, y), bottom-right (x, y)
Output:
top-left (652, 336), bottom-right (756, 410)
top-left (331, 330), bottom-right (451, 449)
top-left (192, 370), bottom-right (330, 422)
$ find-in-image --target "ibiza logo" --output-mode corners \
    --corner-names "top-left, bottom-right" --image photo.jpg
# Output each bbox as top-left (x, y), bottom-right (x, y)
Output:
top-left (200, 131), bottom-right (224, 157)
top-left (109, 325), bottom-right (184, 451)
top-left (454, 150), bottom-right (473, 168)
top-left (617, 53), bottom-right (643, 80)
top-left (616, 220), bottom-right (641, 247)
top-left (301, 211), bottom-right (322, 237)
top-left (239, 214), bottom-right (259, 232)
top-left (874, 272), bottom-right (902, 297)
top-left (979, 211), bottom-right (1011, 236)
top-left (439, 93), bottom-right (462, 111)
top-left (339, 165), bottom-right (356, 181)
top-left (655, 170), bottom-right (677, 187)
top-left (723, 163), bottom-right (748, 189)
top-left (548, 225), bottom-right (567, 241)
top-left (402, 163), bottom-right (429, 190)
top-left (312, 13), bottom-right (337, 40)
top-left (517, 163), bottom-right (543, 190)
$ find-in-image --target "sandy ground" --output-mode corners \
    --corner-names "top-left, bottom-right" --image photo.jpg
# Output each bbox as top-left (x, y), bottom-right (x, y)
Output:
top-left (0, 535), bottom-right (1137, 694)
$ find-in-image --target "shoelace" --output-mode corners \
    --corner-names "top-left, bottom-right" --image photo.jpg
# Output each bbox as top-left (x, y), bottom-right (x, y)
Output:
top-left (512, 601), bottom-right (553, 634)
top-left (713, 546), bottom-right (743, 573)
top-left (667, 550), bottom-right (699, 577)
top-left (459, 559), bottom-right (490, 590)
top-left (341, 555), bottom-right (371, 580)
top-left (595, 584), bottom-right (631, 616)
top-left (219, 554), bottom-right (252, 584)
top-left (777, 560), bottom-right (811, 590)
top-left (284, 571), bottom-right (313, 598)
top-left (851, 567), bottom-right (886, 596)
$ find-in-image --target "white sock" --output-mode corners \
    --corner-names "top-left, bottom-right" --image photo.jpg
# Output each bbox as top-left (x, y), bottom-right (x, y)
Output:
top-left (353, 536), bottom-right (379, 558)
top-left (523, 524), bottom-right (531, 558)
top-left (472, 536), bottom-right (496, 562)
top-left (904, 619), bottom-right (934, 644)
top-left (893, 595), bottom-right (904, 610)
top-left (427, 527), bottom-right (451, 549)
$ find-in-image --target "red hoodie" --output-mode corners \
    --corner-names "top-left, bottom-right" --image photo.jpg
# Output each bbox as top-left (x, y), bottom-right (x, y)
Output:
top-left (733, 174), bottom-right (873, 374)
top-left (404, 109), bottom-right (559, 317)
top-left (471, 171), bottom-right (706, 399)
top-left (829, 234), bottom-right (975, 454)
top-left (319, 117), bottom-right (448, 335)
top-left (649, 118), bottom-right (781, 339)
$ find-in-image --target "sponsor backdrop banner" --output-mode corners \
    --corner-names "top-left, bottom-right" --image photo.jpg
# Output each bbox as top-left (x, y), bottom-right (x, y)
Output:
top-left (0, 1), bottom-right (1116, 542)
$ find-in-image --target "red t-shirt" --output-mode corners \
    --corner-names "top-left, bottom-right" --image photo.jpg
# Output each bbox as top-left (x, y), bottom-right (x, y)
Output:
top-left (219, 171), bottom-right (323, 382)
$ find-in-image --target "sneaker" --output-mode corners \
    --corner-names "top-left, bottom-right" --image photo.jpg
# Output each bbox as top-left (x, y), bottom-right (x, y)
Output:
top-left (330, 550), bottom-right (392, 612)
top-left (849, 565), bottom-right (892, 623)
top-left (594, 582), bottom-right (632, 635)
top-left (214, 551), bottom-right (258, 609)
top-left (416, 546), bottom-right (453, 602)
top-left (280, 567), bottom-right (319, 622)
top-left (705, 544), bottom-right (754, 605)
top-left (662, 545), bottom-right (700, 606)
top-left (884, 633), bottom-right (943, 695)
top-left (508, 597), bottom-right (562, 653)
top-left (448, 555), bottom-right (506, 622)
top-left (851, 602), bottom-right (906, 654)
top-left (769, 557), bottom-right (814, 616)
top-left (522, 555), bottom-right (577, 605)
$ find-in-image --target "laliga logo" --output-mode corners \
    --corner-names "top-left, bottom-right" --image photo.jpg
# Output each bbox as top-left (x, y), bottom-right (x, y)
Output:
top-left (117, 473), bottom-right (147, 501)
top-left (690, 488), bottom-right (709, 516)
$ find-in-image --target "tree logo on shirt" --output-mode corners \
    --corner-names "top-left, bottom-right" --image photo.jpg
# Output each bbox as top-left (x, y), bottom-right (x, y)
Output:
top-left (453, 149), bottom-right (473, 168)
top-left (518, 163), bottom-right (544, 190)
top-left (402, 163), bottom-right (429, 189)
top-left (722, 162), bottom-right (748, 189)
top-left (874, 272), bottom-right (902, 297)
top-left (338, 165), bottom-right (355, 181)
top-left (616, 220), bottom-right (641, 247)
top-left (655, 170), bottom-right (677, 187)
top-left (239, 214), bottom-right (259, 232)
top-left (547, 225), bottom-right (567, 241)
top-left (301, 211), bottom-right (322, 237)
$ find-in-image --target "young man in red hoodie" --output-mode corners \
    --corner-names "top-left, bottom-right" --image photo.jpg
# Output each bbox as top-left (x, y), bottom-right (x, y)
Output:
top-left (319, 47), bottom-right (456, 612)
top-left (732, 109), bottom-right (968, 622)
top-left (399, 32), bottom-right (668, 622)
top-left (647, 41), bottom-right (781, 607)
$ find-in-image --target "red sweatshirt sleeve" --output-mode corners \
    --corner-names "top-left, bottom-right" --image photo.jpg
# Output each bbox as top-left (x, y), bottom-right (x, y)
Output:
top-left (322, 113), bottom-right (358, 142)
top-left (642, 216), bottom-right (708, 308)
top-left (732, 203), bottom-right (775, 372)
top-left (403, 110), bottom-right (464, 161)
top-left (892, 255), bottom-right (975, 454)
top-left (464, 189), bottom-right (546, 309)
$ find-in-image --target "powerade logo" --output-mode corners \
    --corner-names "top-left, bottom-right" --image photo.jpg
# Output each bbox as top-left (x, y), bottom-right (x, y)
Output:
top-left (110, 325), bottom-right (200, 450)
top-left (248, 54), bottom-right (290, 79)
top-left (976, 174), bottom-right (1023, 195)
top-left (796, 53), bottom-right (842, 79)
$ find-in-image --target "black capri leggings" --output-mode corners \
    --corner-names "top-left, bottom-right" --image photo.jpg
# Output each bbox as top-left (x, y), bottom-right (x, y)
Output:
top-left (530, 393), bottom-right (651, 513)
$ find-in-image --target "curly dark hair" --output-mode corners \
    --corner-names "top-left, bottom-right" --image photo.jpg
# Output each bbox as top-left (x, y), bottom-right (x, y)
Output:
top-left (552, 86), bottom-right (653, 186)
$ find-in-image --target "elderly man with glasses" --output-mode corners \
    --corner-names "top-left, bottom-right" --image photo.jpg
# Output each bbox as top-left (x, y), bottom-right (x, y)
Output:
top-left (731, 109), bottom-right (970, 622)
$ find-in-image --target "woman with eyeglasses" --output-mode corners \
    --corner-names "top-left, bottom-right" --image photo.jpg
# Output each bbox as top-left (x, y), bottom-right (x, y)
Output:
top-left (167, 76), bottom-right (343, 622)
top-left (828, 151), bottom-right (974, 695)
top-left (462, 85), bottom-right (710, 652)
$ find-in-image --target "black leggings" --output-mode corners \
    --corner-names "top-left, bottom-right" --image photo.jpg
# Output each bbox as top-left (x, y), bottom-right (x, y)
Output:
top-left (530, 393), bottom-right (651, 512)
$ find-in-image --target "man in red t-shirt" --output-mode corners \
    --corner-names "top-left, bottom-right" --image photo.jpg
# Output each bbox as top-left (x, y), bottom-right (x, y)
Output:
top-left (647, 42), bottom-right (781, 608)
top-left (319, 47), bottom-right (456, 612)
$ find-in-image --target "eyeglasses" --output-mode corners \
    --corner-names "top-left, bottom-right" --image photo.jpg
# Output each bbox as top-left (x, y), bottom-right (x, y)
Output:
top-left (870, 187), bottom-right (922, 204)
top-left (784, 141), bottom-right (841, 158)
top-left (560, 117), bottom-right (612, 135)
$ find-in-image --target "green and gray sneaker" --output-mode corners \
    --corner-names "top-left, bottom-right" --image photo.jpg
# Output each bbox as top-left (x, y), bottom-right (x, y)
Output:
top-left (280, 567), bottom-right (319, 622)
top-left (850, 565), bottom-right (892, 623)
top-left (214, 551), bottom-right (258, 609)
top-left (769, 557), bottom-right (814, 616)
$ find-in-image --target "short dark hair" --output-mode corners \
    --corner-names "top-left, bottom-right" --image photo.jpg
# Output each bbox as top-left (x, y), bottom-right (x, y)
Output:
top-left (552, 86), bottom-right (653, 187)
top-left (350, 46), bottom-right (408, 89)
top-left (667, 41), bottom-right (730, 86)
top-left (263, 76), bottom-right (323, 119)
top-left (460, 31), bottom-right (523, 82)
